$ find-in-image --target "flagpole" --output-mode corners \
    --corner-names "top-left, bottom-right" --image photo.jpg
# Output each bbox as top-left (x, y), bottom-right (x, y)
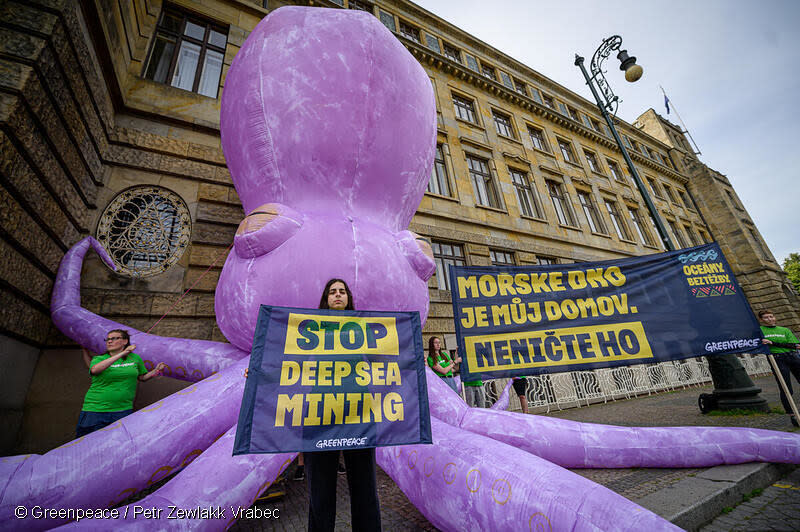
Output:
top-left (659, 85), bottom-right (701, 155)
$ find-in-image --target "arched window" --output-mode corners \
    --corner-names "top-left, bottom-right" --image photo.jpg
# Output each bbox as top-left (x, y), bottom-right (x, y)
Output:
top-left (96, 186), bottom-right (191, 277)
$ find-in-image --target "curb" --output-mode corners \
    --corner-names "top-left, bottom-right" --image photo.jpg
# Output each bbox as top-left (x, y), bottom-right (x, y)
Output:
top-left (634, 462), bottom-right (797, 531)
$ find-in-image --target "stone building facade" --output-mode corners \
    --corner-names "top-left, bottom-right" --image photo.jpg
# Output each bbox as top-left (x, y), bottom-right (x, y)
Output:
top-left (1, 0), bottom-right (797, 453)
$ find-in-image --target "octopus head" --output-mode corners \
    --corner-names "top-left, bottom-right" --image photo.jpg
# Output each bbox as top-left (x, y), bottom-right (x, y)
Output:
top-left (217, 7), bottom-right (437, 350)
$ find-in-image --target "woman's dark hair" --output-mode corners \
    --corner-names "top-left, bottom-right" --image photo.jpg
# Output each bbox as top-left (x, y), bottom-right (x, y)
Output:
top-left (107, 329), bottom-right (130, 350)
top-left (428, 336), bottom-right (442, 359)
top-left (318, 278), bottom-right (355, 310)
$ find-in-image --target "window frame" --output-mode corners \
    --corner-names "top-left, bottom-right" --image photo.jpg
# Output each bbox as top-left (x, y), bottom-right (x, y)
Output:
top-left (481, 63), bottom-right (497, 81)
top-left (667, 219), bottom-right (689, 248)
top-left (427, 144), bottom-right (452, 197)
top-left (347, 0), bottom-right (375, 13)
top-left (628, 207), bottom-right (655, 246)
top-left (557, 137), bottom-right (577, 165)
top-left (452, 93), bottom-right (478, 124)
top-left (577, 190), bottom-right (607, 234)
top-left (492, 110), bottom-right (516, 139)
top-left (583, 149), bottom-right (602, 174)
top-left (509, 167), bottom-right (544, 219)
top-left (398, 19), bottom-right (421, 43)
top-left (442, 42), bottom-right (462, 63)
top-left (142, 7), bottom-right (229, 98)
top-left (513, 78), bottom-right (527, 96)
top-left (466, 154), bottom-right (502, 209)
top-left (527, 125), bottom-right (549, 152)
top-left (604, 198), bottom-right (632, 241)
top-left (547, 180), bottom-right (577, 227)
top-left (607, 159), bottom-right (625, 183)
top-left (431, 240), bottom-right (465, 291)
top-left (490, 249), bottom-right (516, 266)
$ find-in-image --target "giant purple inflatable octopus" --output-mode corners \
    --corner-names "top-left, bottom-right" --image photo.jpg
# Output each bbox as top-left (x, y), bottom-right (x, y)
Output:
top-left (1, 7), bottom-right (797, 531)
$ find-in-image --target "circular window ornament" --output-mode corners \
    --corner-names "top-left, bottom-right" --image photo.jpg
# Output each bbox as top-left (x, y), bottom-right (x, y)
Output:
top-left (96, 186), bottom-right (192, 278)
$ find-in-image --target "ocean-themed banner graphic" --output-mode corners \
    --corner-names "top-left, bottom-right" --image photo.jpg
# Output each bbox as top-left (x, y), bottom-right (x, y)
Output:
top-left (449, 243), bottom-right (768, 382)
top-left (234, 306), bottom-right (431, 454)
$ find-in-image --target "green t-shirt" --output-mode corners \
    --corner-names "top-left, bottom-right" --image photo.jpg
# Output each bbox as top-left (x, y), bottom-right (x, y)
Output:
top-left (463, 379), bottom-right (483, 386)
top-left (427, 352), bottom-right (453, 377)
top-left (760, 325), bottom-right (799, 355)
top-left (82, 353), bottom-right (147, 412)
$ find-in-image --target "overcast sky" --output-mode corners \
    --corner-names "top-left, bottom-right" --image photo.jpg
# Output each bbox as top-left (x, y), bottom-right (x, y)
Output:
top-left (413, 0), bottom-right (800, 264)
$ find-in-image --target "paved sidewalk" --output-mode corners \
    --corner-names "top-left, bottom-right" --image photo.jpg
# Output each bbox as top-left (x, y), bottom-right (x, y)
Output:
top-left (232, 374), bottom-right (799, 531)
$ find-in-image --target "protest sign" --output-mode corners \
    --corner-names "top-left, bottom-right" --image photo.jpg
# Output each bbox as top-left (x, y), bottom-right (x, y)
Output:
top-left (233, 306), bottom-right (431, 454)
top-left (450, 243), bottom-right (768, 381)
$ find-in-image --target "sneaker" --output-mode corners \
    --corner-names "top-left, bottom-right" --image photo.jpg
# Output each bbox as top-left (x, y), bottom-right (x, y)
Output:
top-left (337, 462), bottom-right (346, 475)
top-left (293, 465), bottom-right (305, 481)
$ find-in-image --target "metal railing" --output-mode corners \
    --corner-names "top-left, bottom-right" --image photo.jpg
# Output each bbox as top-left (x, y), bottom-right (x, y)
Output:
top-left (483, 354), bottom-right (774, 413)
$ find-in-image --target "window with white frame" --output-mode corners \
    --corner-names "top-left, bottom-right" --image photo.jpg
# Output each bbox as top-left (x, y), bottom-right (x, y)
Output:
top-left (481, 63), bottom-right (496, 81)
top-left (537, 255), bottom-right (558, 265)
top-left (510, 168), bottom-right (543, 218)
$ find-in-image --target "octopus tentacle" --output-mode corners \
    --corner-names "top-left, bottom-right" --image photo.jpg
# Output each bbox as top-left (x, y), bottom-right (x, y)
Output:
top-left (377, 417), bottom-right (681, 532)
top-left (425, 369), bottom-right (800, 468)
top-left (54, 427), bottom-right (295, 531)
top-left (0, 358), bottom-right (248, 531)
top-left (52, 237), bottom-right (244, 381)
top-left (488, 378), bottom-right (512, 411)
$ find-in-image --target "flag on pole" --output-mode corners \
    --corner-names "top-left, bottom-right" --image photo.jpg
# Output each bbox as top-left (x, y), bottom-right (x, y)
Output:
top-left (664, 94), bottom-right (671, 114)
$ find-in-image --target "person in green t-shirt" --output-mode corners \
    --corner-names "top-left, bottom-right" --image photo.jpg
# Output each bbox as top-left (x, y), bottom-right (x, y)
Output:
top-left (427, 336), bottom-right (458, 393)
top-left (758, 310), bottom-right (800, 427)
top-left (76, 329), bottom-right (166, 437)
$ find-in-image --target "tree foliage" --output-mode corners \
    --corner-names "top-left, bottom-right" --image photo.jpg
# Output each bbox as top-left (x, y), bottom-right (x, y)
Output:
top-left (784, 253), bottom-right (800, 294)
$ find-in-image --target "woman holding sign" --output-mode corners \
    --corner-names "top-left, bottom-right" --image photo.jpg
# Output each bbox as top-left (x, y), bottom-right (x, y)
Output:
top-left (306, 278), bottom-right (382, 531)
top-left (427, 336), bottom-right (458, 393)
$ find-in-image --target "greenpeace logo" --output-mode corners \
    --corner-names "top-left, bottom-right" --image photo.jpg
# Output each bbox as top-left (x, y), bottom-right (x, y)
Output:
top-left (315, 437), bottom-right (368, 449)
top-left (704, 338), bottom-right (760, 353)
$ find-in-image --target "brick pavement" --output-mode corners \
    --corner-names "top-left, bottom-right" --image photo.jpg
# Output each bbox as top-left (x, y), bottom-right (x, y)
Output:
top-left (699, 468), bottom-right (800, 532)
top-left (228, 374), bottom-right (799, 531)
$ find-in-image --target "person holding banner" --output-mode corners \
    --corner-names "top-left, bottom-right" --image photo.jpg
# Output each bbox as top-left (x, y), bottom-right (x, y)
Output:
top-left (305, 279), bottom-right (382, 532)
top-left (427, 336), bottom-right (457, 393)
top-left (758, 310), bottom-right (800, 427)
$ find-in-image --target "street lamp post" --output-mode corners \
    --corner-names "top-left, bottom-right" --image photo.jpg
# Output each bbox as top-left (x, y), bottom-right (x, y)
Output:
top-left (574, 36), bottom-right (767, 413)
top-left (574, 36), bottom-right (673, 251)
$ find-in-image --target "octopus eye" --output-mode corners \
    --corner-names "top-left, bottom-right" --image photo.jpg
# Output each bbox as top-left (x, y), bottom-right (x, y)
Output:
top-left (396, 231), bottom-right (436, 281)
top-left (234, 203), bottom-right (304, 258)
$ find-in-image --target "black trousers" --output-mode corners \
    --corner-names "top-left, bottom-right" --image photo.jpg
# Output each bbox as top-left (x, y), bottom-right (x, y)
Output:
top-left (306, 448), bottom-right (381, 532)
top-left (771, 353), bottom-right (800, 414)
